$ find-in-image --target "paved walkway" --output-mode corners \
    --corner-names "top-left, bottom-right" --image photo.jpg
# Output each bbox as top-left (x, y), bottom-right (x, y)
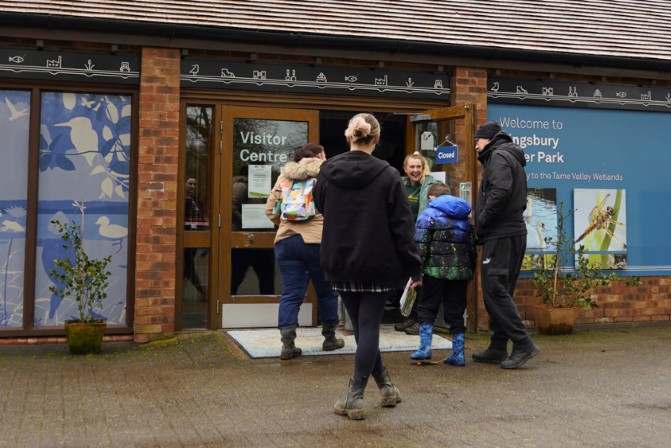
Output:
top-left (1, 323), bottom-right (670, 448)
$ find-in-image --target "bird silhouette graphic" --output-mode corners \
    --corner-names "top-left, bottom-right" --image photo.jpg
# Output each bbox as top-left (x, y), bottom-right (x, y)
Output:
top-left (54, 117), bottom-right (99, 166)
top-left (95, 216), bottom-right (128, 254)
top-left (5, 97), bottom-right (29, 121)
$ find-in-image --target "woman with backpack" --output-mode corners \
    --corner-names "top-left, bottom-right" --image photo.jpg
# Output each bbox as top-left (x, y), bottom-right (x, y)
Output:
top-left (265, 143), bottom-right (345, 360)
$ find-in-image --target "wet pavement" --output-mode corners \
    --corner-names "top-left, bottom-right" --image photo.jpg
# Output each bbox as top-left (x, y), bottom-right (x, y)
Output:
top-left (0, 323), bottom-right (670, 448)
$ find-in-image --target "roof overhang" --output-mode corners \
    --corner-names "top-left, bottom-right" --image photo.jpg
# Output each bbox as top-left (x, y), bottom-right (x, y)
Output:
top-left (3, 13), bottom-right (670, 78)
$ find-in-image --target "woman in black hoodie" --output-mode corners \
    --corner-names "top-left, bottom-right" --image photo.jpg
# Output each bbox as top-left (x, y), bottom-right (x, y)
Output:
top-left (314, 113), bottom-right (423, 420)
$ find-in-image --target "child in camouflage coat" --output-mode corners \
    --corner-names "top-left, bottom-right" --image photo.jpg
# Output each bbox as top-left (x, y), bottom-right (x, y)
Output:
top-left (409, 182), bottom-right (476, 366)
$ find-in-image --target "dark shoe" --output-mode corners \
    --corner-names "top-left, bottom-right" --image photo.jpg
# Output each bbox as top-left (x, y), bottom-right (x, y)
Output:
top-left (501, 343), bottom-right (540, 369)
top-left (279, 325), bottom-right (302, 360)
top-left (472, 347), bottom-right (508, 364)
top-left (322, 323), bottom-right (345, 351)
top-left (394, 317), bottom-right (415, 332)
top-left (404, 321), bottom-right (420, 335)
top-left (384, 300), bottom-right (399, 311)
top-left (334, 377), bottom-right (368, 420)
top-left (372, 368), bottom-right (402, 407)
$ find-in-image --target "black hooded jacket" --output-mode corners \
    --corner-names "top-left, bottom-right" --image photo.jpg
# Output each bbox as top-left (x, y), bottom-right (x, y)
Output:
top-left (314, 150), bottom-right (422, 287)
top-left (475, 131), bottom-right (528, 242)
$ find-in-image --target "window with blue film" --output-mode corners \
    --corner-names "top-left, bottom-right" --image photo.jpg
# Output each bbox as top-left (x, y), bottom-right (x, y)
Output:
top-left (34, 92), bottom-right (131, 326)
top-left (0, 90), bottom-right (30, 328)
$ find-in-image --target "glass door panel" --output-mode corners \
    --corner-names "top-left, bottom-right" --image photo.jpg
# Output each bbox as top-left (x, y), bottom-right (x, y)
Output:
top-left (230, 117), bottom-right (308, 296)
top-left (180, 105), bottom-right (213, 329)
top-left (0, 90), bottom-right (30, 328)
top-left (221, 107), bottom-right (318, 328)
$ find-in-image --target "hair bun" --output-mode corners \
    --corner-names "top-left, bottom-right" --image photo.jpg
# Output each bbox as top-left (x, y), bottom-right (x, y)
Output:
top-left (345, 116), bottom-right (372, 140)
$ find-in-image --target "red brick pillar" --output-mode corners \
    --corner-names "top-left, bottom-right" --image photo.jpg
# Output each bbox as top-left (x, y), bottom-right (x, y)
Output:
top-left (134, 48), bottom-right (180, 342)
top-left (452, 66), bottom-right (488, 125)
top-left (452, 67), bottom-right (490, 331)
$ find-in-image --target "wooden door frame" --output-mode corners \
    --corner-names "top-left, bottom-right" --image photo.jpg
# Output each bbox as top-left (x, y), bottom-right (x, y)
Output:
top-left (178, 91), bottom-right (455, 330)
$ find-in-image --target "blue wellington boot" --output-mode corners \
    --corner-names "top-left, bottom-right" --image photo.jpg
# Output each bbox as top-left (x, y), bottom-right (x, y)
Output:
top-left (410, 323), bottom-right (433, 360)
top-left (444, 332), bottom-right (465, 366)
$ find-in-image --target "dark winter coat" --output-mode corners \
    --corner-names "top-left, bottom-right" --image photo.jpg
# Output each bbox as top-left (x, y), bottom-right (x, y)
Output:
top-left (475, 131), bottom-right (528, 242)
top-left (314, 150), bottom-right (423, 287)
top-left (415, 194), bottom-right (476, 280)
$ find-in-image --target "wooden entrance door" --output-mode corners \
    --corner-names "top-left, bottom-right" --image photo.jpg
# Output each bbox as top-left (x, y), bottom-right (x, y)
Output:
top-left (218, 106), bottom-right (319, 328)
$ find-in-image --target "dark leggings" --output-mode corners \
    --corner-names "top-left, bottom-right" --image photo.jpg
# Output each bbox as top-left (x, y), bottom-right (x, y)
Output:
top-left (339, 290), bottom-right (387, 380)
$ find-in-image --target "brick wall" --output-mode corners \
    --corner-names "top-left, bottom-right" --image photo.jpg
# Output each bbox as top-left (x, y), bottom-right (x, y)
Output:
top-left (134, 48), bottom-right (181, 343)
top-left (515, 277), bottom-right (671, 326)
top-left (452, 66), bottom-right (487, 126)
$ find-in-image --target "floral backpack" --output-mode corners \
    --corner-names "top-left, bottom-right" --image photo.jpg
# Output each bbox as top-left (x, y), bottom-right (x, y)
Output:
top-left (280, 178), bottom-right (317, 222)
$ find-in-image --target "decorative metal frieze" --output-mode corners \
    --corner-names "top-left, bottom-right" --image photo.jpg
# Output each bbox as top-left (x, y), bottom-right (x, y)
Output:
top-left (488, 78), bottom-right (671, 111)
top-left (181, 59), bottom-right (450, 99)
top-left (0, 47), bottom-right (139, 84)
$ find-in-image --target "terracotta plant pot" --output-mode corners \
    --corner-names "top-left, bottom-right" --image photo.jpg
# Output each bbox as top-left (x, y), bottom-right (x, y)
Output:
top-left (533, 305), bottom-right (577, 335)
top-left (64, 319), bottom-right (107, 355)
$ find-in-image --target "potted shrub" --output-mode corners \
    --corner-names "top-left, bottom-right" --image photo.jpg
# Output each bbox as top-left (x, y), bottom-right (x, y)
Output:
top-left (531, 203), bottom-right (641, 335)
top-left (49, 219), bottom-right (112, 354)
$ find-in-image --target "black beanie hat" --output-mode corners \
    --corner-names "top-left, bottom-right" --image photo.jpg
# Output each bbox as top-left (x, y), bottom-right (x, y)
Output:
top-left (475, 121), bottom-right (502, 140)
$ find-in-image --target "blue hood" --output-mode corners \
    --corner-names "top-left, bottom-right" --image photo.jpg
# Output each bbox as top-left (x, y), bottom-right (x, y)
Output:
top-left (429, 194), bottom-right (471, 219)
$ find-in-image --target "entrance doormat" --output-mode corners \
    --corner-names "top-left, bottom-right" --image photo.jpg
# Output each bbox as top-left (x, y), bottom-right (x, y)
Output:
top-left (226, 324), bottom-right (453, 359)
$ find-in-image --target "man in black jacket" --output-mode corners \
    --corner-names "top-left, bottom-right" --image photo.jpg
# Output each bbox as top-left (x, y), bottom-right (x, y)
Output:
top-left (473, 121), bottom-right (540, 369)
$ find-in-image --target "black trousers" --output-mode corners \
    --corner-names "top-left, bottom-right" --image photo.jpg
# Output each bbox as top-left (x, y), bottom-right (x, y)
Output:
top-left (480, 235), bottom-right (533, 350)
top-left (417, 275), bottom-right (467, 334)
top-left (340, 291), bottom-right (387, 380)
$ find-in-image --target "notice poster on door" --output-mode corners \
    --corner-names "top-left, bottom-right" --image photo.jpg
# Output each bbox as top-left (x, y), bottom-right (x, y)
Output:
top-left (248, 164), bottom-right (271, 199)
top-left (242, 204), bottom-right (274, 229)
